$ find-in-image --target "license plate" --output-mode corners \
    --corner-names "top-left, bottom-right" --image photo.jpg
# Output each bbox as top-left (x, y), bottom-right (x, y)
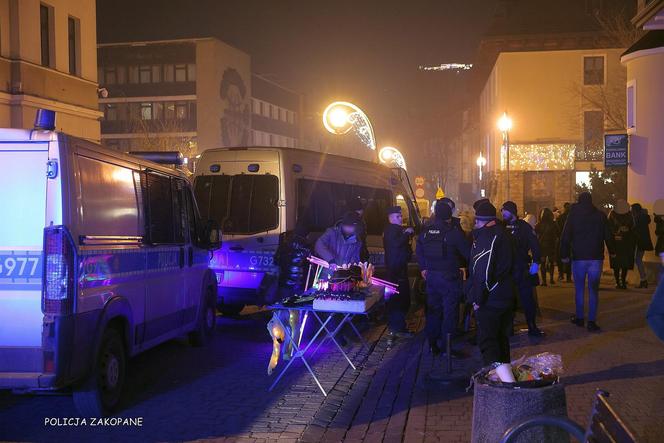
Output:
top-left (0, 252), bottom-right (42, 280)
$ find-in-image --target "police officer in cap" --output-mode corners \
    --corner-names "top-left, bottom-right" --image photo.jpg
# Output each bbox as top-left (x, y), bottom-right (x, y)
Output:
top-left (383, 206), bottom-right (415, 338)
top-left (501, 201), bottom-right (544, 337)
top-left (417, 200), bottom-right (471, 356)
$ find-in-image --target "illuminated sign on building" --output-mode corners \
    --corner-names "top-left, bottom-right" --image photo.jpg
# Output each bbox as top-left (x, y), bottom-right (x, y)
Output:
top-left (502, 143), bottom-right (576, 171)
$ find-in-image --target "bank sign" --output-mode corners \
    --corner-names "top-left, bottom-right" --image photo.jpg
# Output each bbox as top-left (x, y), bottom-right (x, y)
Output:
top-left (604, 134), bottom-right (628, 167)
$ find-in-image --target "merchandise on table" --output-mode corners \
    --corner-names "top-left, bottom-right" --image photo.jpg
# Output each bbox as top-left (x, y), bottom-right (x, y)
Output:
top-left (312, 286), bottom-right (383, 313)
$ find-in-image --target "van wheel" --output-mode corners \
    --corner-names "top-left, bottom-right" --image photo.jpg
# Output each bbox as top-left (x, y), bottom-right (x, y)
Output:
top-left (189, 289), bottom-right (216, 346)
top-left (73, 327), bottom-right (126, 417)
top-left (218, 303), bottom-right (244, 316)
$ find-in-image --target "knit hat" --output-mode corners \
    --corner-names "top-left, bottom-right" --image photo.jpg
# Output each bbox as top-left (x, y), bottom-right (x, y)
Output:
top-left (341, 211), bottom-right (361, 226)
top-left (475, 202), bottom-right (497, 221)
top-left (473, 198), bottom-right (489, 210)
top-left (502, 201), bottom-right (518, 217)
top-left (348, 197), bottom-right (364, 211)
top-left (434, 200), bottom-right (452, 221)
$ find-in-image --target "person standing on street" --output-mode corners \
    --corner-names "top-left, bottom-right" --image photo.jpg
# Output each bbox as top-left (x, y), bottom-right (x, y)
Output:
top-left (608, 199), bottom-right (636, 290)
top-left (632, 203), bottom-right (654, 288)
top-left (383, 206), bottom-right (415, 338)
top-left (466, 201), bottom-right (515, 366)
top-left (315, 211), bottom-right (363, 272)
top-left (440, 197), bottom-right (465, 233)
top-left (556, 202), bottom-right (572, 282)
top-left (502, 201), bottom-right (545, 337)
top-left (560, 192), bottom-right (615, 332)
top-left (536, 208), bottom-right (560, 286)
top-left (417, 200), bottom-right (470, 356)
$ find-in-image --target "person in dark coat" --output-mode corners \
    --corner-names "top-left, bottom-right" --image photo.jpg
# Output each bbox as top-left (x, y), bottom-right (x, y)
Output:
top-left (632, 203), bottom-right (654, 288)
top-left (502, 201), bottom-right (544, 337)
top-left (608, 200), bottom-right (636, 290)
top-left (535, 208), bottom-right (560, 286)
top-left (417, 200), bottom-right (470, 356)
top-left (556, 202), bottom-right (572, 282)
top-left (315, 211), bottom-right (363, 272)
top-left (275, 223), bottom-right (312, 298)
top-left (348, 197), bottom-right (370, 262)
top-left (383, 206), bottom-right (415, 336)
top-left (467, 201), bottom-right (515, 365)
top-left (440, 197), bottom-right (464, 233)
top-left (560, 192), bottom-right (616, 332)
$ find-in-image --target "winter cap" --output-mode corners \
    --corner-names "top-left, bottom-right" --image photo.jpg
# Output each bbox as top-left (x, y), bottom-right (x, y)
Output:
top-left (473, 198), bottom-right (489, 211)
top-left (341, 211), bottom-right (361, 226)
top-left (614, 199), bottom-right (630, 215)
top-left (501, 201), bottom-right (518, 217)
top-left (434, 200), bottom-right (452, 221)
top-left (348, 197), bottom-right (365, 211)
top-left (475, 201), bottom-right (497, 221)
top-left (387, 205), bottom-right (402, 215)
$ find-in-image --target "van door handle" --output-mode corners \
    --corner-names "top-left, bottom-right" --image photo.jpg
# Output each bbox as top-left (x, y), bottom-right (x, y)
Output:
top-left (179, 247), bottom-right (185, 268)
top-left (188, 246), bottom-right (194, 267)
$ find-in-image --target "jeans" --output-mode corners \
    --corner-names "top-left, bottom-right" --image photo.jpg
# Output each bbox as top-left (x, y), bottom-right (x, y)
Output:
top-left (387, 271), bottom-right (411, 332)
top-left (635, 248), bottom-right (647, 281)
top-left (425, 272), bottom-right (462, 345)
top-left (572, 260), bottom-right (603, 321)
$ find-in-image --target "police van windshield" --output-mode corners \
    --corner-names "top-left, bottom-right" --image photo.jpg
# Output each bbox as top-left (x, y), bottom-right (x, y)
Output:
top-left (195, 174), bottom-right (279, 235)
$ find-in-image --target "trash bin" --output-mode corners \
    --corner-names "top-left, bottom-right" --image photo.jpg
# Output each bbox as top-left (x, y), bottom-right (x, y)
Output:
top-left (471, 376), bottom-right (569, 443)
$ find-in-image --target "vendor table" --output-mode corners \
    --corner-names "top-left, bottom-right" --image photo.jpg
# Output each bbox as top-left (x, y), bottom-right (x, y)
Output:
top-left (267, 296), bottom-right (381, 396)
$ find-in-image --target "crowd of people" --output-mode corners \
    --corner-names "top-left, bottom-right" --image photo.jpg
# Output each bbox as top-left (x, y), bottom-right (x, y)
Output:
top-left (273, 191), bottom-right (664, 376)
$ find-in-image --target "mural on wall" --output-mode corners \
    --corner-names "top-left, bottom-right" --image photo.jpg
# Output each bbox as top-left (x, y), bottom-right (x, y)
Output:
top-left (220, 68), bottom-right (251, 146)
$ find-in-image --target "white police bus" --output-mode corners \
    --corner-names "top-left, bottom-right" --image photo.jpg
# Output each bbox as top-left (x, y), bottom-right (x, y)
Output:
top-left (0, 110), bottom-right (220, 416)
top-left (194, 146), bottom-right (418, 315)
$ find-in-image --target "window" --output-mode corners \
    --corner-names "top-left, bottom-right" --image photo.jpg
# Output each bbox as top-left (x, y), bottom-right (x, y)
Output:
top-left (163, 64), bottom-right (174, 82)
top-left (582, 110), bottom-right (604, 160)
top-left (626, 80), bottom-right (636, 133)
top-left (139, 65), bottom-right (152, 83)
top-left (103, 66), bottom-right (117, 85)
top-left (152, 65), bottom-right (162, 83)
top-left (194, 174), bottom-right (279, 235)
top-left (252, 98), bottom-right (260, 115)
top-left (187, 64), bottom-right (196, 81)
top-left (128, 65), bottom-right (139, 84)
top-left (174, 64), bottom-right (187, 82)
top-left (67, 16), bottom-right (80, 75)
top-left (288, 111), bottom-right (294, 124)
top-left (144, 172), bottom-right (185, 244)
top-left (105, 104), bottom-right (118, 121)
top-left (153, 102), bottom-right (164, 120)
top-left (40, 4), bottom-right (53, 68)
top-left (584, 56), bottom-right (604, 85)
top-left (175, 101), bottom-right (188, 119)
top-left (261, 101), bottom-right (270, 118)
top-left (271, 104), bottom-right (278, 120)
top-left (140, 103), bottom-right (153, 120)
top-left (279, 108), bottom-right (287, 122)
top-left (164, 102), bottom-right (175, 120)
top-left (116, 66), bottom-right (126, 84)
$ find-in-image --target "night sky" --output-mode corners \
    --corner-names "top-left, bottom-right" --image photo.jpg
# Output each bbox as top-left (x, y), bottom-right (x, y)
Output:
top-left (98, 0), bottom-right (497, 162)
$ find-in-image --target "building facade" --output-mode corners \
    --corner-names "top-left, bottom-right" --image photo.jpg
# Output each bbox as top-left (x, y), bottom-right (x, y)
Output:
top-left (621, 0), bottom-right (664, 274)
top-left (478, 47), bottom-right (626, 216)
top-left (98, 38), bottom-right (303, 157)
top-left (0, 0), bottom-right (100, 140)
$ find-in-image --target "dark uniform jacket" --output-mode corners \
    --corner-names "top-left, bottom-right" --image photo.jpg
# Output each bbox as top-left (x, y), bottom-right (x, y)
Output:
top-left (467, 222), bottom-right (514, 308)
top-left (275, 231), bottom-right (311, 293)
top-left (416, 218), bottom-right (470, 280)
top-left (504, 218), bottom-right (541, 272)
top-left (383, 223), bottom-right (412, 275)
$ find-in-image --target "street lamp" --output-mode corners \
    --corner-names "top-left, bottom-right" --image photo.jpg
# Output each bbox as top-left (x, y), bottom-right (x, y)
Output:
top-left (497, 112), bottom-right (513, 200)
top-left (476, 152), bottom-right (487, 199)
top-left (379, 146), bottom-right (407, 170)
top-left (322, 101), bottom-right (376, 150)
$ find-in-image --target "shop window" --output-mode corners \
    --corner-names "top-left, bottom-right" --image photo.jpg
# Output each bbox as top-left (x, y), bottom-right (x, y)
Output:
top-left (584, 56), bottom-right (604, 85)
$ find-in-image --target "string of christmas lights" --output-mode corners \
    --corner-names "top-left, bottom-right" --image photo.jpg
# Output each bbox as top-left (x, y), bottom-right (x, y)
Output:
top-left (500, 143), bottom-right (576, 171)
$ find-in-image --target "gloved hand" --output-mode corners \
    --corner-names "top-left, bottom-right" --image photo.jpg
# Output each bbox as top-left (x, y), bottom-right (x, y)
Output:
top-left (529, 263), bottom-right (539, 275)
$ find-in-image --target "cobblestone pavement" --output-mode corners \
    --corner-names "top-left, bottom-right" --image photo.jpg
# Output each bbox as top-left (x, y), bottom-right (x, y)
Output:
top-left (1, 276), bottom-right (663, 442)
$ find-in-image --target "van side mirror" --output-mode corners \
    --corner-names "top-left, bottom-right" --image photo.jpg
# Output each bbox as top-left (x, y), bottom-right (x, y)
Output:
top-left (204, 219), bottom-right (222, 250)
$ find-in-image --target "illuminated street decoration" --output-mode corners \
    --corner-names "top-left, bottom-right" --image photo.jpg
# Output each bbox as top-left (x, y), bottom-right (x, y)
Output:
top-left (378, 146), bottom-right (406, 170)
top-left (323, 101), bottom-right (376, 150)
top-left (418, 63), bottom-right (473, 72)
top-left (502, 143), bottom-right (576, 171)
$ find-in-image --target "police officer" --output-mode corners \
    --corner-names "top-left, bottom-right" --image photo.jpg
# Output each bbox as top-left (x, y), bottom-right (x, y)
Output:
top-left (417, 200), bottom-right (470, 355)
top-left (467, 201), bottom-right (515, 366)
top-left (439, 197), bottom-right (464, 233)
top-left (501, 201), bottom-right (544, 337)
top-left (383, 206), bottom-right (415, 338)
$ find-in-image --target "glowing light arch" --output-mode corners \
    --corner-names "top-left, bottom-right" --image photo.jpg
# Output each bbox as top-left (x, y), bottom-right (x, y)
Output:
top-left (322, 101), bottom-right (376, 150)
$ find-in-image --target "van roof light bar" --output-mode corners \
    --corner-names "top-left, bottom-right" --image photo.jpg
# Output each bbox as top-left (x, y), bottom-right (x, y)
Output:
top-left (128, 151), bottom-right (184, 165)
